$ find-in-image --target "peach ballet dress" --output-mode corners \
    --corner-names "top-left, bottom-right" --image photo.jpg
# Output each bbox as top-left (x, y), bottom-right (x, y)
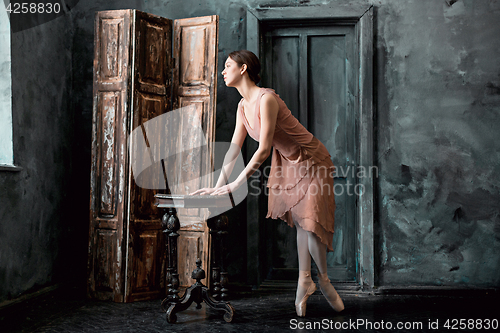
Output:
top-left (239, 88), bottom-right (336, 251)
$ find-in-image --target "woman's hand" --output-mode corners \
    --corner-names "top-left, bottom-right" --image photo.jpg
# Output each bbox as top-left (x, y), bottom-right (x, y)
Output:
top-left (212, 182), bottom-right (240, 196)
top-left (189, 187), bottom-right (217, 196)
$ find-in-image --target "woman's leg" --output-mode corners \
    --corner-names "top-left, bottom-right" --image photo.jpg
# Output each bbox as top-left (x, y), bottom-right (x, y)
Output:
top-left (306, 231), bottom-right (327, 274)
top-left (294, 220), bottom-right (316, 316)
top-left (295, 220), bottom-right (311, 271)
top-left (306, 230), bottom-right (344, 312)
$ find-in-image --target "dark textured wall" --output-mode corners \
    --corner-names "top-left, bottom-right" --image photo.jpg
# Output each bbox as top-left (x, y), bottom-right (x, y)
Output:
top-left (0, 11), bottom-right (76, 301)
top-left (375, 0), bottom-right (500, 287)
top-left (1, 0), bottom-right (499, 303)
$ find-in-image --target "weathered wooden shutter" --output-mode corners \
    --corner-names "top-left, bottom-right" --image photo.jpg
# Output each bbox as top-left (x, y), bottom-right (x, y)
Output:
top-left (171, 15), bottom-right (218, 288)
top-left (125, 11), bottom-right (172, 302)
top-left (88, 10), bottom-right (218, 302)
top-left (88, 9), bottom-right (132, 302)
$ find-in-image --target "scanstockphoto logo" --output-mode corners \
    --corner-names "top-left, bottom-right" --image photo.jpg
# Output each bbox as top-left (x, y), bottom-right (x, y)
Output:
top-left (129, 105), bottom-right (248, 219)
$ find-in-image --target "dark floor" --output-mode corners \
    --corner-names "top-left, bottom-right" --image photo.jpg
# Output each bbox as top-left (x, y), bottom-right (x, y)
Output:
top-left (1, 285), bottom-right (498, 333)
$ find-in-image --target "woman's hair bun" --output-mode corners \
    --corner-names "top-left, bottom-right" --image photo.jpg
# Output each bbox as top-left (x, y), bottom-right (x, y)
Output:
top-left (228, 50), bottom-right (261, 84)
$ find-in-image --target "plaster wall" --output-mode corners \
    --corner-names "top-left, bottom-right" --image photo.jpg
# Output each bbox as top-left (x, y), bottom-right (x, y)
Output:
top-left (374, 0), bottom-right (500, 287)
top-left (0, 9), bottom-right (75, 301)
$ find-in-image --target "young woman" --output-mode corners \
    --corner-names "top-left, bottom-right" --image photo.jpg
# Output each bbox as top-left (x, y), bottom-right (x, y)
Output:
top-left (190, 50), bottom-right (344, 316)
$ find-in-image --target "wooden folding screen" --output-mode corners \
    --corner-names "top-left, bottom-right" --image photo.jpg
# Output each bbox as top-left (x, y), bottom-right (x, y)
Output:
top-left (88, 9), bottom-right (218, 302)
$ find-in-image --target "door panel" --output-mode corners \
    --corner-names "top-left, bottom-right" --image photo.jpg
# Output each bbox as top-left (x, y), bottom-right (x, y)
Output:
top-left (93, 229), bottom-right (118, 293)
top-left (307, 32), bottom-right (356, 281)
top-left (97, 91), bottom-right (121, 217)
top-left (265, 37), bottom-right (300, 119)
top-left (308, 35), bottom-right (347, 165)
top-left (262, 24), bottom-right (357, 282)
top-left (131, 92), bottom-right (167, 220)
top-left (173, 15), bottom-right (218, 288)
top-left (126, 11), bottom-right (171, 302)
top-left (129, 228), bottom-right (164, 296)
top-left (88, 10), bottom-right (131, 302)
top-left (177, 230), bottom-right (207, 285)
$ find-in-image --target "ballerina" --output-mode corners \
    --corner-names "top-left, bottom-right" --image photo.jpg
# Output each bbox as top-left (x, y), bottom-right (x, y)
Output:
top-left (190, 50), bottom-right (344, 316)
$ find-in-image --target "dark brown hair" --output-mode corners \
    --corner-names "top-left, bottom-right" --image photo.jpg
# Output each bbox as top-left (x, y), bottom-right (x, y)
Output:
top-left (228, 50), bottom-right (261, 84)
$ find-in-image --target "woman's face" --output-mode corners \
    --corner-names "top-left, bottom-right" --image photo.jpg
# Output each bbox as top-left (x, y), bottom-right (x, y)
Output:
top-left (221, 57), bottom-right (242, 87)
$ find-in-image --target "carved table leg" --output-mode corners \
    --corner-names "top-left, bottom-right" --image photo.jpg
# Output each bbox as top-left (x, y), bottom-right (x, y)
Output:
top-left (208, 212), bottom-right (229, 300)
top-left (205, 211), bottom-right (234, 321)
top-left (160, 208), bottom-right (181, 322)
top-left (211, 266), bottom-right (221, 300)
top-left (160, 208), bottom-right (234, 323)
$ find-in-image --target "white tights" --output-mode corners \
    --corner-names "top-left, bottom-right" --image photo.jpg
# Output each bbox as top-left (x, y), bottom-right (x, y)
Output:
top-left (294, 220), bottom-right (344, 312)
top-left (295, 219), bottom-right (327, 273)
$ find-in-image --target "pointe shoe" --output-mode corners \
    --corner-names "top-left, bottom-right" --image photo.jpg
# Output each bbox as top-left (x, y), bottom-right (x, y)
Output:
top-left (295, 271), bottom-right (317, 317)
top-left (317, 272), bottom-right (344, 312)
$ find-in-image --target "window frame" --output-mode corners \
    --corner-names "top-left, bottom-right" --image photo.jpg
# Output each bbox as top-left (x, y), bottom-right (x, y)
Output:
top-left (0, 4), bottom-right (21, 172)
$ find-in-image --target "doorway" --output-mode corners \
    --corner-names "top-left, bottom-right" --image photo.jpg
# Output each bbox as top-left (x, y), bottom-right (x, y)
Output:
top-left (245, 5), bottom-right (374, 289)
top-left (260, 22), bottom-right (357, 282)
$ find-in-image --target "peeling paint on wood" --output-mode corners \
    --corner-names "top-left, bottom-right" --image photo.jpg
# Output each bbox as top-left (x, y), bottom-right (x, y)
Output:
top-left (88, 10), bottom-right (218, 302)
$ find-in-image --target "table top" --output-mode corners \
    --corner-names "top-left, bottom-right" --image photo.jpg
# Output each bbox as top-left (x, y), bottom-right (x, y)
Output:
top-left (155, 194), bottom-right (234, 209)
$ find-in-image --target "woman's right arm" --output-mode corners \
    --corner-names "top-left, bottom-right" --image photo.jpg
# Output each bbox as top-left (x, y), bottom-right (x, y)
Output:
top-left (214, 107), bottom-right (247, 188)
top-left (189, 106), bottom-right (247, 195)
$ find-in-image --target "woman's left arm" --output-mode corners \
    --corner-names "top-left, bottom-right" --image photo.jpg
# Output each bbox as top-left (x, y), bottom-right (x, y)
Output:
top-left (212, 94), bottom-right (279, 195)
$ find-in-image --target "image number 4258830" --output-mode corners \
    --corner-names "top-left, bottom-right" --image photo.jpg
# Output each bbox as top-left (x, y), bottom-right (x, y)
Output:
top-left (5, 2), bottom-right (62, 15)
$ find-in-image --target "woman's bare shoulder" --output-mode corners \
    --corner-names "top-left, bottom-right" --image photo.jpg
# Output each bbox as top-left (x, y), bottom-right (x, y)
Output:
top-left (260, 92), bottom-right (279, 107)
top-left (259, 92), bottom-right (279, 119)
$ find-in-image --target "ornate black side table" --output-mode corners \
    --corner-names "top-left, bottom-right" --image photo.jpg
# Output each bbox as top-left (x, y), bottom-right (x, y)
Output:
top-left (155, 194), bottom-right (235, 323)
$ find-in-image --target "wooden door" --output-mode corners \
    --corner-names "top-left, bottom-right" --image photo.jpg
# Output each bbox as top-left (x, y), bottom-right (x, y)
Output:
top-left (125, 11), bottom-right (172, 302)
top-left (260, 23), bottom-right (357, 282)
top-left (88, 9), bottom-right (132, 302)
top-left (171, 15), bottom-right (218, 288)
